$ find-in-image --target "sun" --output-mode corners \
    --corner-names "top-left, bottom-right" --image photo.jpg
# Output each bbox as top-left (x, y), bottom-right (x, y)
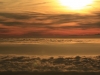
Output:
top-left (59, 0), bottom-right (93, 10)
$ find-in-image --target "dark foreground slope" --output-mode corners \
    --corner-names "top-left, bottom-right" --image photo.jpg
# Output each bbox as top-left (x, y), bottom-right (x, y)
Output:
top-left (0, 71), bottom-right (100, 75)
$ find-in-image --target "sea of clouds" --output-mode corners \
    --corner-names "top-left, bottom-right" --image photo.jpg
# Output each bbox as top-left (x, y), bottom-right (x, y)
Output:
top-left (0, 55), bottom-right (100, 72)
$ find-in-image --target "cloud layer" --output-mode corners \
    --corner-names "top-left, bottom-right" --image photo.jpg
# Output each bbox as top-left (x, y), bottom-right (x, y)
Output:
top-left (0, 12), bottom-right (100, 37)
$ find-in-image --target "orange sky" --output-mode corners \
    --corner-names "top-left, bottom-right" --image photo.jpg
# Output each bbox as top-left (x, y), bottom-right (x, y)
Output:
top-left (0, 0), bottom-right (100, 37)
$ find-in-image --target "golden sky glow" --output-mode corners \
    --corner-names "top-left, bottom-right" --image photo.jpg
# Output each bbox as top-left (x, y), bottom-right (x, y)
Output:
top-left (0, 0), bottom-right (100, 37)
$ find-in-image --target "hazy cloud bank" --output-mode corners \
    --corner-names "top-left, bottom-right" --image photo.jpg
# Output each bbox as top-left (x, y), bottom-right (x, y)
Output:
top-left (0, 38), bottom-right (100, 44)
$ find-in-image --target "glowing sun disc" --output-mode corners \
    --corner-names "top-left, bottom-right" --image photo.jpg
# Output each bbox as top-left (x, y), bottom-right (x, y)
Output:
top-left (59, 0), bottom-right (93, 10)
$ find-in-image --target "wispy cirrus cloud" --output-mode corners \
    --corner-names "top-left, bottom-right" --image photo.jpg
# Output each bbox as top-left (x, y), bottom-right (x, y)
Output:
top-left (33, 2), bottom-right (50, 6)
top-left (0, 1), bottom-right (4, 4)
